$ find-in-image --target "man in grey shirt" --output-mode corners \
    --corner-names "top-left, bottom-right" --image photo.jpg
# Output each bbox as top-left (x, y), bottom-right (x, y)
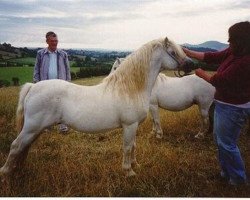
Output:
top-left (33, 31), bottom-right (71, 133)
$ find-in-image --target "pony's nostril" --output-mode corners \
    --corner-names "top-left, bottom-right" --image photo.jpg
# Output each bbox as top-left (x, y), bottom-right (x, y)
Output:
top-left (182, 59), bottom-right (195, 73)
top-left (189, 60), bottom-right (194, 67)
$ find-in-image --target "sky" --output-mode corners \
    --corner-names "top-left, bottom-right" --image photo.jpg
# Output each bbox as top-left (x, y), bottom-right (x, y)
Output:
top-left (0, 0), bottom-right (250, 51)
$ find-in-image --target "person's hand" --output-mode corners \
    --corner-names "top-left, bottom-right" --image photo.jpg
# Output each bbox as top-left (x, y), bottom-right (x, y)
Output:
top-left (195, 68), bottom-right (212, 83)
top-left (195, 68), bottom-right (205, 78)
top-left (182, 47), bottom-right (204, 61)
top-left (182, 47), bottom-right (190, 55)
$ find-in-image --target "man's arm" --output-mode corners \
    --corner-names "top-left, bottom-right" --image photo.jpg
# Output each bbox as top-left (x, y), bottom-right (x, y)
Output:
top-left (65, 53), bottom-right (71, 81)
top-left (33, 52), bottom-right (41, 83)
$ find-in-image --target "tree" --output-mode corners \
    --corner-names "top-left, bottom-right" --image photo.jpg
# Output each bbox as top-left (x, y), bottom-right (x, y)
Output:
top-left (85, 56), bottom-right (91, 62)
top-left (75, 58), bottom-right (83, 67)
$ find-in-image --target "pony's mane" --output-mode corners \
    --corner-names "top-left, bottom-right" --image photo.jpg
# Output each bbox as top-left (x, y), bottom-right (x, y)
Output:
top-left (103, 38), bottom-right (165, 98)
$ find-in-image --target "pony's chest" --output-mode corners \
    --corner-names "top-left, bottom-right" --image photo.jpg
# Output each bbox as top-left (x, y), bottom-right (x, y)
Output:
top-left (119, 101), bottom-right (149, 123)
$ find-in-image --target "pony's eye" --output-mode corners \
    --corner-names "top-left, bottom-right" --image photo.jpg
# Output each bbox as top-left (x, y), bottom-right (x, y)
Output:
top-left (171, 51), bottom-right (176, 56)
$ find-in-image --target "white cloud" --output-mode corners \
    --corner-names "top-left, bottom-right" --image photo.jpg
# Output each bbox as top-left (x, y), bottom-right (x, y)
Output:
top-left (0, 0), bottom-right (249, 50)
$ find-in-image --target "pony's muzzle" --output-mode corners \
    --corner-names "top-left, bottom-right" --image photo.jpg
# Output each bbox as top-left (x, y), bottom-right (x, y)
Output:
top-left (182, 57), bottom-right (195, 73)
top-left (175, 57), bottom-right (195, 77)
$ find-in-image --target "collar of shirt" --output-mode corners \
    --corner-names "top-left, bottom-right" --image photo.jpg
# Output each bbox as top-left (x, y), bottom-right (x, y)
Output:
top-left (44, 48), bottom-right (58, 54)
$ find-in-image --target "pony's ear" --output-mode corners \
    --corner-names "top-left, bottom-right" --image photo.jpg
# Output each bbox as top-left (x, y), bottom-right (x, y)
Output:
top-left (117, 58), bottom-right (121, 64)
top-left (164, 37), bottom-right (169, 47)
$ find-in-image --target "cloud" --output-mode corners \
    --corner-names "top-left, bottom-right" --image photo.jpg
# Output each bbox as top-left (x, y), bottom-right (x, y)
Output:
top-left (0, 0), bottom-right (150, 19)
top-left (0, 0), bottom-right (150, 30)
top-left (225, 0), bottom-right (250, 9)
top-left (0, 0), bottom-right (249, 49)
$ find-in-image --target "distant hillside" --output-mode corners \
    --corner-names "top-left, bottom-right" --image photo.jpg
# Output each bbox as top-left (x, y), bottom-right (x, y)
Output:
top-left (0, 43), bottom-right (37, 59)
top-left (0, 41), bottom-right (228, 61)
top-left (183, 40), bottom-right (228, 51)
top-left (183, 46), bottom-right (217, 53)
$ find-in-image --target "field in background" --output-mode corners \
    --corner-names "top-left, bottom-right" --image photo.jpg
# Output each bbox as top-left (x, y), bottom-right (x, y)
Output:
top-left (0, 67), bottom-right (82, 85)
top-left (0, 67), bottom-right (180, 85)
top-left (0, 75), bottom-right (249, 197)
top-left (7, 57), bottom-right (36, 66)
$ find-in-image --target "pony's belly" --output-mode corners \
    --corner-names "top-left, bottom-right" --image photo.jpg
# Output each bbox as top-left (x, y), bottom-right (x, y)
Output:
top-left (70, 118), bottom-right (121, 133)
top-left (74, 125), bottom-right (120, 134)
top-left (158, 98), bottom-right (194, 111)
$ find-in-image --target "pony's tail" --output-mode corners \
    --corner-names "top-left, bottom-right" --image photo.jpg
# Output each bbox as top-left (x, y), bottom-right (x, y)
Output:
top-left (16, 83), bottom-right (34, 133)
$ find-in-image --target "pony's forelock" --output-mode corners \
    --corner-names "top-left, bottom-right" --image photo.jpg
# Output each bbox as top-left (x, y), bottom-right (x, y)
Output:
top-left (169, 39), bottom-right (186, 59)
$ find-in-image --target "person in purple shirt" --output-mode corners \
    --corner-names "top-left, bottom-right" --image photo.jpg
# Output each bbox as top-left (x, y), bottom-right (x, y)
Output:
top-left (33, 32), bottom-right (71, 133)
top-left (183, 21), bottom-right (250, 186)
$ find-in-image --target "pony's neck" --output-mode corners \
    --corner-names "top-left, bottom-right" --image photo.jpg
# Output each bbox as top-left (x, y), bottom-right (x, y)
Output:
top-left (146, 50), bottom-right (162, 97)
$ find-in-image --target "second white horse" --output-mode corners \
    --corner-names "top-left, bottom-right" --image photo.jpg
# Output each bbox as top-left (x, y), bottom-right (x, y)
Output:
top-left (111, 58), bottom-right (215, 139)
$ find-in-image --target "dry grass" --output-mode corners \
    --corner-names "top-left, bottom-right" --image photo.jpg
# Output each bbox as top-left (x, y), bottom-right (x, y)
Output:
top-left (0, 74), bottom-right (250, 197)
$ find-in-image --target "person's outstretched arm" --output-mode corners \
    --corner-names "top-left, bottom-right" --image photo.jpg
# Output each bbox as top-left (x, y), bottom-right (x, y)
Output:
top-left (195, 68), bottom-right (212, 83)
top-left (182, 47), bottom-right (205, 61)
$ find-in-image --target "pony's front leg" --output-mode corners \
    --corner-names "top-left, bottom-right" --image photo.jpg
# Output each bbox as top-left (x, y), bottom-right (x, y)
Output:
top-left (122, 122), bottom-right (138, 177)
top-left (131, 139), bottom-right (140, 168)
top-left (149, 104), bottom-right (163, 139)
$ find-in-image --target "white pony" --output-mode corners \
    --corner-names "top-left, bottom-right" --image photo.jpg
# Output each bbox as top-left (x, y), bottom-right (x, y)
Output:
top-left (111, 58), bottom-right (215, 139)
top-left (0, 37), bottom-right (193, 178)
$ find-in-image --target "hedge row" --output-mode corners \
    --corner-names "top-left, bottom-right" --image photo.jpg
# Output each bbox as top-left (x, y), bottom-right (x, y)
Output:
top-left (71, 66), bottom-right (112, 80)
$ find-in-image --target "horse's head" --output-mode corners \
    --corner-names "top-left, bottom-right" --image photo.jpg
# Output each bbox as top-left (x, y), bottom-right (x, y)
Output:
top-left (110, 37), bottom-right (195, 77)
top-left (161, 37), bottom-right (195, 76)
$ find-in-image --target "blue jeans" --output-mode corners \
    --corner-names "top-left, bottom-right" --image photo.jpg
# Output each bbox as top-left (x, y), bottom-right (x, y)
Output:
top-left (214, 101), bottom-right (250, 184)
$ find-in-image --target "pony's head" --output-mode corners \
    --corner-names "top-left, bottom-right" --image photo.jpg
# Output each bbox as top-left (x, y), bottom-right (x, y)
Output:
top-left (161, 37), bottom-right (194, 75)
top-left (110, 37), bottom-right (194, 77)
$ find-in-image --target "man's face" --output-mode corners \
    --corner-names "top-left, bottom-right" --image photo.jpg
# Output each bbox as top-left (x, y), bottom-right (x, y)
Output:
top-left (46, 36), bottom-right (58, 51)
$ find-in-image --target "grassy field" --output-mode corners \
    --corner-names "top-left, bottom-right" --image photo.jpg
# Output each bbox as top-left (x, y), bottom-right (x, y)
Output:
top-left (8, 57), bottom-right (36, 66)
top-left (0, 66), bottom-right (82, 85)
top-left (0, 66), bottom-right (177, 85)
top-left (0, 75), bottom-right (249, 197)
top-left (8, 57), bottom-right (76, 67)
top-left (0, 67), bottom-right (34, 84)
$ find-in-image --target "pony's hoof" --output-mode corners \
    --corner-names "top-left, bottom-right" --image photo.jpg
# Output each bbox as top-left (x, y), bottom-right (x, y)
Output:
top-left (156, 133), bottom-right (163, 139)
top-left (0, 176), bottom-right (7, 183)
top-left (131, 161), bottom-right (140, 168)
top-left (0, 168), bottom-right (7, 183)
top-left (194, 133), bottom-right (204, 139)
top-left (150, 130), bottom-right (155, 135)
top-left (126, 169), bottom-right (136, 177)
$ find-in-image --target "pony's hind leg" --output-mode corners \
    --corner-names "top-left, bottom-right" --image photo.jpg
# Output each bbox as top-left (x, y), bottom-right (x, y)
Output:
top-left (122, 122), bottom-right (138, 177)
top-left (195, 106), bottom-right (210, 139)
top-left (0, 126), bottom-right (41, 176)
top-left (149, 105), bottom-right (157, 135)
top-left (149, 104), bottom-right (163, 139)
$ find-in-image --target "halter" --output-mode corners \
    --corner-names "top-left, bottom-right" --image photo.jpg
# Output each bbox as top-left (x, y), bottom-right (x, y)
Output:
top-left (166, 50), bottom-right (182, 65)
top-left (166, 51), bottom-right (191, 77)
